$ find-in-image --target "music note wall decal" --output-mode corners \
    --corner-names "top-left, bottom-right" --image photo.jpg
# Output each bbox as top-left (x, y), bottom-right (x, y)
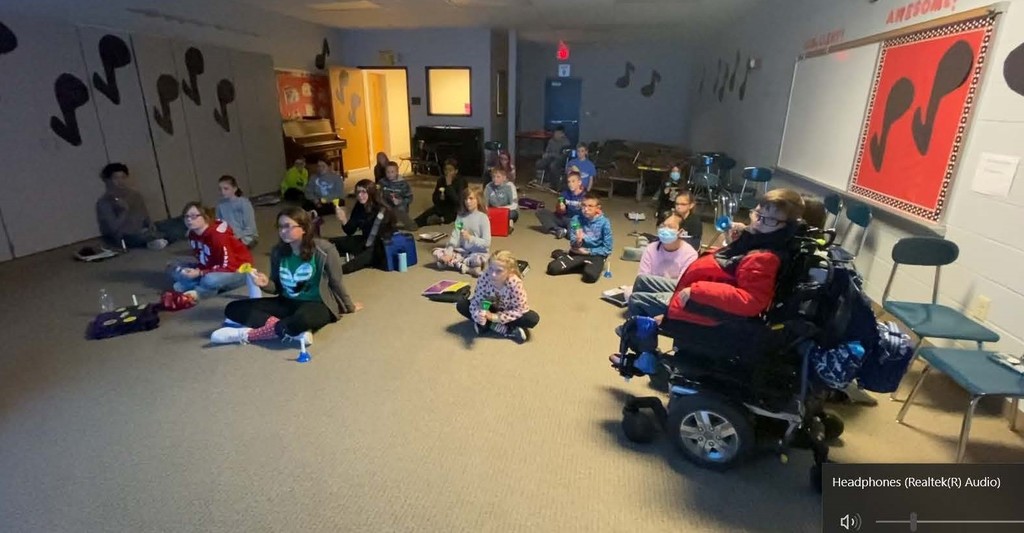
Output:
top-left (1006, 41), bottom-right (1024, 97)
top-left (49, 74), bottom-right (90, 146)
top-left (92, 35), bottom-right (132, 105)
top-left (718, 65), bottom-right (728, 102)
top-left (911, 39), bottom-right (973, 155)
top-left (181, 47), bottom-right (204, 105)
top-left (869, 77), bottom-right (915, 171)
top-left (315, 38), bottom-right (330, 70)
top-left (0, 20), bottom-right (16, 55)
top-left (213, 79), bottom-right (235, 132)
top-left (640, 70), bottom-right (661, 97)
top-left (615, 62), bottom-right (635, 88)
top-left (153, 74), bottom-right (180, 135)
top-left (729, 50), bottom-right (740, 91)
top-left (738, 60), bottom-right (753, 101)
top-left (713, 58), bottom-right (722, 93)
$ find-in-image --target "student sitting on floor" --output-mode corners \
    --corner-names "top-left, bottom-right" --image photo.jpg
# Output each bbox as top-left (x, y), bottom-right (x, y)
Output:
top-left (667, 190), bottom-right (703, 251)
top-left (655, 164), bottom-right (684, 224)
top-left (456, 250), bottom-right (539, 343)
top-left (483, 167), bottom-right (519, 229)
top-left (546, 193), bottom-right (613, 284)
top-left (415, 158), bottom-right (468, 227)
top-left (432, 187), bottom-right (491, 277)
top-left (169, 202), bottom-right (253, 301)
top-left (378, 161), bottom-right (417, 230)
top-left (372, 151), bottom-right (390, 183)
top-left (638, 189), bottom-right (805, 359)
top-left (497, 150), bottom-right (516, 185)
top-left (216, 175), bottom-right (258, 248)
top-left (565, 143), bottom-right (597, 192)
top-left (304, 156), bottom-right (345, 215)
top-left (330, 179), bottom-right (396, 274)
top-left (96, 162), bottom-right (169, 250)
top-left (625, 214), bottom-right (699, 318)
top-left (211, 206), bottom-right (361, 346)
top-left (535, 171), bottom-right (586, 239)
top-left (281, 157), bottom-right (309, 204)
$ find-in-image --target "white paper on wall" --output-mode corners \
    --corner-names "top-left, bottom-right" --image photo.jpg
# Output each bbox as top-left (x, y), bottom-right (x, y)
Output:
top-left (971, 152), bottom-right (1019, 197)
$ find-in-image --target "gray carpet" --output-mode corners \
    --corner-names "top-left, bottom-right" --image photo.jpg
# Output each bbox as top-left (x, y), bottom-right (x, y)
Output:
top-left (1, 178), bottom-right (1022, 532)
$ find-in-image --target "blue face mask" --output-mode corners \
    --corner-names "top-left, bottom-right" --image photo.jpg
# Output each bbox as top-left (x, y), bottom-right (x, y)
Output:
top-left (657, 227), bottom-right (679, 244)
top-left (669, 171), bottom-right (681, 182)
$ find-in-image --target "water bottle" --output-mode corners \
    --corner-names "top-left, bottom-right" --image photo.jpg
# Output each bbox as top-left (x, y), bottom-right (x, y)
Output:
top-left (603, 261), bottom-right (612, 279)
top-left (99, 289), bottom-right (115, 312)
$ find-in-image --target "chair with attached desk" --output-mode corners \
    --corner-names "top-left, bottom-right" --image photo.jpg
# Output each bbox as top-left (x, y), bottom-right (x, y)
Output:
top-left (400, 139), bottom-right (440, 176)
top-left (607, 151), bottom-right (644, 201)
top-left (897, 347), bottom-right (1024, 462)
top-left (883, 237), bottom-right (1001, 400)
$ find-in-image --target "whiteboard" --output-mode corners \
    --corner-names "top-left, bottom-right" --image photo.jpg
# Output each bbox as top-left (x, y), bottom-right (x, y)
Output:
top-left (778, 43), bottom-right (882, 191)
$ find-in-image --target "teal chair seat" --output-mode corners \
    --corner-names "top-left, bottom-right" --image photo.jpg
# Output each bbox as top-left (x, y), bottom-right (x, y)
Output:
top-left (897, 348), bottom-right (1024, 462)
top-left (883, 302), bottom-right (1000, 342)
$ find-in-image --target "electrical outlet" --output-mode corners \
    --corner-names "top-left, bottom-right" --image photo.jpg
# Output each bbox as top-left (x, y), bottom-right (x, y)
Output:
top-left (968, 295), bottom-right (992, 321)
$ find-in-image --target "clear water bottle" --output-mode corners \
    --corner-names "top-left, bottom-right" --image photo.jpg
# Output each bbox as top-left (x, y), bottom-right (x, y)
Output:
top-left (98, 289), bottom-right (115, 312)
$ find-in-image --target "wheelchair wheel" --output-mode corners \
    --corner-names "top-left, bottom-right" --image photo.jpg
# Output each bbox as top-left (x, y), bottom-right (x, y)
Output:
top-left (622, 409), bottom-right (659, 444)
top-left (821, 411), bottom-right (844, 441)
top-left (667, 394), bottom-right (754, 470)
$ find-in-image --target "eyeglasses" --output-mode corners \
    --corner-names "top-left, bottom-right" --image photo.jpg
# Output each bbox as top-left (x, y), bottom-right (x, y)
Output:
top-left (278, 224), bottom-right (302, 231)
top-left (751, 209), bottom-right (782, 228)
top-left (184, 213), bottom-right (203, 220)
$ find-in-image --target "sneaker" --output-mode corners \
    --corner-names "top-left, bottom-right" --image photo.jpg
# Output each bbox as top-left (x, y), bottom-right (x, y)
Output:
top-left (147, 238), bottom-right (169, 250)
top-left (553, 228), bottom-right (568, 239)
top-left (283, 331), bottom-right (314, 346)
top-left (460, 263), bottom-right (469, 275)
top-left (609, 354), bottom-right (624, 366)
top-left (508, 327), bottom-right (529, 343)
top-left (210, 327), bottom-right (250, 344)
top-left (183, 290), bottom-right (200, 302)
top-left (223, 318), bottom-right (243, 327)
top-left (465, 266), bottom-right (482, 277)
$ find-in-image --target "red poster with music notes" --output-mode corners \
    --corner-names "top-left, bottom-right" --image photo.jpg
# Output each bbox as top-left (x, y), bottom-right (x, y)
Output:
top-left (275, 70), bottom-right (331, 120)
top-left (850, 17), bottom-right (994, 222)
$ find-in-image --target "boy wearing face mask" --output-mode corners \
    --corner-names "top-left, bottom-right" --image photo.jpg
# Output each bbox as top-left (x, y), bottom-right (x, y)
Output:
top-left (625, 214), bottom-right (699, 318)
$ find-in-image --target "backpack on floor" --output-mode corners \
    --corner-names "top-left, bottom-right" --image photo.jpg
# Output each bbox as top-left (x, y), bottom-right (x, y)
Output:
top-left (86, 304), bottom-right (160, 340)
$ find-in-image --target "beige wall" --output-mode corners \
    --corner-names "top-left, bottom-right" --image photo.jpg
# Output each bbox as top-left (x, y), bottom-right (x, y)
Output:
top-left (383, 70), bottom-right (411, 158)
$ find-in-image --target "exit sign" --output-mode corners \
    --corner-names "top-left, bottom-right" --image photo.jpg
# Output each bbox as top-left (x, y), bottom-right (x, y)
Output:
top-left (557, 41), bottom-right (570, 60)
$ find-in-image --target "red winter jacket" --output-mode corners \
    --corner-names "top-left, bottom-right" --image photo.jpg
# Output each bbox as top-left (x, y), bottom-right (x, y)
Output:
top-left (666, 248), bottom-right (782, 327)
top-left (188, 220), bottom-right (253, 274)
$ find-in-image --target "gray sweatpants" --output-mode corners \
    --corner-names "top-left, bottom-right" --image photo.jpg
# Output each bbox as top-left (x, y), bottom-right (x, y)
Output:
top-left (627, 274), bottom-right (677, 317)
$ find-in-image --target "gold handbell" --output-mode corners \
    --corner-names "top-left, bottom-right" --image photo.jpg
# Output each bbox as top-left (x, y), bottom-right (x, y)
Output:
top-left (238, 263), bottom-right (254, 274)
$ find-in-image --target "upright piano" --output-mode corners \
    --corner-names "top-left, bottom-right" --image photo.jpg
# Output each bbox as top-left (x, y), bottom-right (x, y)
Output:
top-left (282, 118), bottom-right (347, 173)
top-left (414, 125), bottom-right (484, 178)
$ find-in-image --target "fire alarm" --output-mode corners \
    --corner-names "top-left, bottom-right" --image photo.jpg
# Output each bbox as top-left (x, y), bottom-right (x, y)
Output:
top-left (556, 41), bottom-right (570, 61)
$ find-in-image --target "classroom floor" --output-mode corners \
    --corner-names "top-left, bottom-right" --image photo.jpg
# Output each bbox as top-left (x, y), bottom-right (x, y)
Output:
top-left (1, 176), bottom-right (1022, 533)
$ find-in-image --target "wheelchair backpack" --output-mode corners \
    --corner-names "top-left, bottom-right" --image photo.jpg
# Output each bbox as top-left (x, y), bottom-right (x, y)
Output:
top-left (615, 316), bottom-right (661, 376)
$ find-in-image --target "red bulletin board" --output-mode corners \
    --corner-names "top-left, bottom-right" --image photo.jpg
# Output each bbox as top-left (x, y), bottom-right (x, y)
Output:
top-left (850, 16), bottom-right (994, 222)
top-left (275, 70), bottom-right (331, 120)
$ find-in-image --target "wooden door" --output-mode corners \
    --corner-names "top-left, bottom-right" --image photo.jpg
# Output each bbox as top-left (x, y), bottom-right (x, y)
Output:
top-left (366, 72), bottom-right (388, 157)
top-left (328, 66), bottom-right (370, 171)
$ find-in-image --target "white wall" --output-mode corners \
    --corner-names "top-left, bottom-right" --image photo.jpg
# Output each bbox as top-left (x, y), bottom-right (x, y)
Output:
top-left (340, 28), bottom-right (492, 141)
top-left (690, 0), bottom-right (1024, 354)
top-left (0, 0), bottom-right (343, 71)
top-left (517, 38), bottom-right (693, 146)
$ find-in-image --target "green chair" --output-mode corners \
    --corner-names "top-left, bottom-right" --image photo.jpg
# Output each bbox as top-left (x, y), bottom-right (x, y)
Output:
top-left (883, 237), bottom-right (1000, 400)
top-left (897, 347), bottom-right (1024, 462)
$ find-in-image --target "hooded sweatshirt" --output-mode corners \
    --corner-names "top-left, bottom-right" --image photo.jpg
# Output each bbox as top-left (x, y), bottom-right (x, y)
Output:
top-left (305, 171), bottom-right (345, 202)
top-left (569, 213), bottom-right (613, 257)
top-left (96, 187), bottom-right (152, 241)
top-left (216, 196), bottom-right (258, 244)
top-left (483, 181), bottom-right (518, 211)
top-left (281, 166), bottom-right (308, 194)
top-left (446, 209), bottom-right (491, 254)
top-left (187, 220), bottom-right (253, 274)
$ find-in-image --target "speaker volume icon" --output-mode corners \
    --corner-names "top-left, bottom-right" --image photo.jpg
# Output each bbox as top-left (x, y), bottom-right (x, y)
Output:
top-left (840, 513), bottom-right (863, 531)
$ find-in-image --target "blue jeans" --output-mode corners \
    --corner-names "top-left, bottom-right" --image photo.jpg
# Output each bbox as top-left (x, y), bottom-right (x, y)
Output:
top-left (170, 263), bottom-right (247, 298)
top-left (627, 275), bottom-right (677, 317)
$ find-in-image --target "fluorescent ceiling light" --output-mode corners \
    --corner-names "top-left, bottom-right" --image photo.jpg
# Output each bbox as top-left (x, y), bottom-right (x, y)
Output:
top-left (308, 1), bottom-right (381, 11)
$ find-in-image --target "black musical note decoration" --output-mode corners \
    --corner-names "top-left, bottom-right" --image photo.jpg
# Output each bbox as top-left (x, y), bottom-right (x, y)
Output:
top-left (91, 35), bottom-right (132, 105)
top-left (153, 74), bottom-right (180, 135)
top-left (869, 77), bottom-right (915, 172)
top-left (0, 20), bottom-right (16, 55)
top-left (729, 49), bottom-right (740, 91)
top-left (912, 39), bottom-right (973, 155)
top-left (49, 74), bottom-right (90, 146)
top-left (1005, 41), bottom-right (1024, 97)
top-left (315, 38), bottom-right (330, 70)
top-left (213, 79), bottom-right (235, 132)
top-left (698, 65), bottom-right (705, 95)
top-left (718, 64), bottom-right (728, 102)
top-left (640, 70), bottom-right (661, 98)
top-left (738, 59), bottom-right (753, 101)
top-left (181, 46), bottom-right (204, 105)
top-left (713, 58), bottom-right (722, 93)
top-left (615, 61), bottom-right (635, 89)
